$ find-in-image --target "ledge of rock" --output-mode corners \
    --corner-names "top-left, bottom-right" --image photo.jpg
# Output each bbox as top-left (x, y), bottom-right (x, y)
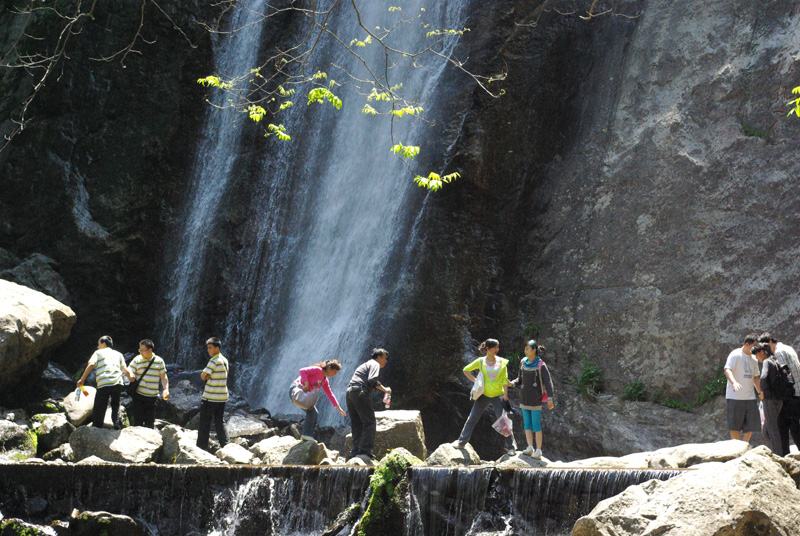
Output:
top-left (344, 410), bottom-right (427, 460)
top-left (425, 442), bottom-right (482, 466)
top-left (69, 426), bottom-right (162, 464)
top-left (572, 446), bottom-right (800, 536)
top-left (160, 425), bottom-right (222, 465)
top-left (0, 280), bottom-right (75, 397)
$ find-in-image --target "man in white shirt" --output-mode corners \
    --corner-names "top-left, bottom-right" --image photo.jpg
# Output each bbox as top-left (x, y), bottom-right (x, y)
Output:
top-left (724, 334), bottom-right (763, 442)
top-left (759, 332), bottom-right (800, 453)
top-left (76, 335), bottom-right (133, 429)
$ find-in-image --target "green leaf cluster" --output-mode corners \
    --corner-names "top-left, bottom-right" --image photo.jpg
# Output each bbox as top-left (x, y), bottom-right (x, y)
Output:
top-left (572, 358), bottom-right (603, 399)
top-left (350, 35), bottom-right (373, 48)
top-left (622, 380), bottom-right (646, 401)
top-left (390, 143), bottom-right (420, 159)
top-left (787, 86), bottom-right (800, 117)
top-left (308, 87), bottom-right (343, 110)
top-left (694, 370), bottom-right (726, 406)
top-left (425, 27), bottom-right (470, 39)
top-left (266, 123), bottom-right (291, 141)
top-left (247, 104), bottom-right (266, 123)
top-left (413, 171), bottom-right (460, 191)
top-left (196, 75), bottom-right (233, 90)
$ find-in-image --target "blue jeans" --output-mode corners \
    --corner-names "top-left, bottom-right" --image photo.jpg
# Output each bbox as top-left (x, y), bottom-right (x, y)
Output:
top-left (457, 395), bottom-right (514, 449)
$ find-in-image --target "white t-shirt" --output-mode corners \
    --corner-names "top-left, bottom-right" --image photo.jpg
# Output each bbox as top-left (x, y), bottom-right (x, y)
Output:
top-left (724, 348), bottom-right (759, 400)
top-left (88, 347), bottom-right (126, 389)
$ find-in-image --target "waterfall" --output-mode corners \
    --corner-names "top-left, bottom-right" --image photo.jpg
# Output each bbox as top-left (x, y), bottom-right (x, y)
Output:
top-left (404, 467), bottom-right (681, 536)
top-left (209, 467), bottom-right (371, 536)
top-left (160, 0), bottom-right (471, 418)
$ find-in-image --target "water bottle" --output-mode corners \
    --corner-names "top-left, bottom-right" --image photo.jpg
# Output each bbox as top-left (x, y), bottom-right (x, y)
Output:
top-left (383, 391), bottom-right (392, 409)
top-left (74, 388), bottom-right (82, 402)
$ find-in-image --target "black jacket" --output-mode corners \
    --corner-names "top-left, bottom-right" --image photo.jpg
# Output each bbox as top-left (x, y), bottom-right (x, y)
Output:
top-left (514, 359), bottom-right (555, 407)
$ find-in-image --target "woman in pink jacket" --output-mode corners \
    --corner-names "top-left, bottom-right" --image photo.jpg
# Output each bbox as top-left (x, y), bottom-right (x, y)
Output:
top-left (290, 359), bottom-right (347, 440)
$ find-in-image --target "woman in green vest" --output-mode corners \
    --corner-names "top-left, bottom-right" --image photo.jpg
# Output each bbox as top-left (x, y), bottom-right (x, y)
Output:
top-left (454, 338), bottom-right (515, 454)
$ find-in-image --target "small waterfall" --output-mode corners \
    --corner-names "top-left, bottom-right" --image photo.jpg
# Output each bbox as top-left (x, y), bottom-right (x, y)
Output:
top-left (405, 467), bottom-right (681, 536)
top-left (209, 467), bottom-right (371, 536)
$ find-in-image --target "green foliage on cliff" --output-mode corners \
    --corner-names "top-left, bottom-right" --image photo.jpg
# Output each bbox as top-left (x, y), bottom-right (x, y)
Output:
top-left (0, 519), bottom-right (47, 536)
top-left (356, 449), bottom-right (422, 536)
top-left (694, 371), bottom-right (727, 407)
top-left (787, 86), bottom-right (800, 117)
top-left (622, 380), bottom-right (646, 401)
top-left (573, 359), bottom-right (604, 399)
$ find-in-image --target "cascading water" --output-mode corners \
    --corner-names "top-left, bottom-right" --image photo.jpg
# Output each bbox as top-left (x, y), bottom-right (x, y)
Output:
top-left (405, 467), bottom-right (681, 536)
top-left (161, 0), bottom-right (471, 419)
top-left (160, 0), bottom-right (267, 355)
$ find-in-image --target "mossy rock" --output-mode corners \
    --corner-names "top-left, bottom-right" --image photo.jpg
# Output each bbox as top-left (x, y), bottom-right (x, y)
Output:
top-left (355, 448), bottom-right (422, 536)
top-left (0, 518), bottom-right (50, 536)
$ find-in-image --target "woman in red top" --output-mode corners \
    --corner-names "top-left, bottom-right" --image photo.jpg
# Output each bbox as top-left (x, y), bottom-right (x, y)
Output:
top-left (290, 359), bottom-right (347, 440)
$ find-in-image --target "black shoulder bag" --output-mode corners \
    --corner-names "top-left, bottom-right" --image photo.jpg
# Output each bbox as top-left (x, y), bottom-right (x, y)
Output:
top-left (127, 357), bottom-right (157, 397)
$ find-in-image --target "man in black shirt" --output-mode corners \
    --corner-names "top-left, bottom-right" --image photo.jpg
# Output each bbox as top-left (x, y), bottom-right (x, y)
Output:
top-left (346, 348), bottom-right (391, 460)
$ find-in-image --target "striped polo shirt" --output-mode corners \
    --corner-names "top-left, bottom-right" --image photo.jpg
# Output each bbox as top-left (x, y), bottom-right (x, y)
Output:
top-left (129, 354), bottom-right (166, 398)
top-left (88, 347), bottom-right (126, 388)
top-left (202, 353), bottom-right (229, 402)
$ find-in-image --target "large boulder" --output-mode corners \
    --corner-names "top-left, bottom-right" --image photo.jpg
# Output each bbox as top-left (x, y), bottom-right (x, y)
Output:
top-left (572, 447), bottom-right (800, 536)
top-left (344, 410), bottom-right (426, 460)
top-left (31, 412), bottom-right (74, 452)
top-left (69, 510), bottom-right (144, 536)
top-left (159, 424), bottom-right (223, 465)
top-left (155, 379), bottom-right (201, 425)
top-left (0, 280), bottom-right (75, 395)
top-left (225, 413), bottom-right (275, 442)
top-left (0, 420), bottom-right (36, 460)
top-left (426, 443), bottom-right (482, 466)
top-left (216, 442), bottom-right (255, 464)
top-left (250, 435), bottom-right (301, 465)
top-left (42, 442), bottom-right (75, 462)
top-left (69, 425), bottom-right (163, 463)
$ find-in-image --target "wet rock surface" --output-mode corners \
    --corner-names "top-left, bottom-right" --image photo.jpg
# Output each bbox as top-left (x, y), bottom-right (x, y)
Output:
top-left (69, 426), bottom-right (163, 464)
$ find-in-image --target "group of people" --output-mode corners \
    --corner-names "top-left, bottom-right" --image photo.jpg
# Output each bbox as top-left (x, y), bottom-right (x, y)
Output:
top-left (76, 335), bottom-right (230, 451)
top-left (78, 334), bottom-right (557, 461)
top-left (725, 332), bottom-right (800, 455)
top-left (289, 339), bottom-right (556, 460)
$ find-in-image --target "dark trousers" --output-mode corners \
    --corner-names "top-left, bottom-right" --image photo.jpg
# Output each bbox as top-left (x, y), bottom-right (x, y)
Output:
top-left (92, 384), bottom-right (122, 428)
top-left (762, 399), bottom-right (784, 455)
top-left (131, 394), bottom-right (156, 428)
top-left (779, 396), bottom-right (800, 455)
top-left (346, 389), bottom-right (376, 458)
top-left (458, 395), bottom-right (515, 450)
top-left (197, 400), bottom-right (227, 450)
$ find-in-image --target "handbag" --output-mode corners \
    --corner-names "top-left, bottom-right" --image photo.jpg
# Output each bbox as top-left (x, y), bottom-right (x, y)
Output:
top-left (538, 364), bottom-right (550, 405)
top-left (470, 360), bottom-right (485, 400)
top-left (290, 382), bottom-right (320, 410)
top-left (127, 356), bottom-right (157, 397)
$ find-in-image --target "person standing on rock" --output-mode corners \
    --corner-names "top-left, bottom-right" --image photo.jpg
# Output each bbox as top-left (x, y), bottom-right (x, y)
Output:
top-left (346, 348), bottom-right (391, 460)
top-left (759, 333), bottom-right (800, 453)
top-left (724, 334), bottom-right (762, 443)
top-left (510, 341), bottom-right (555, 458)
top-left (127, 339), bottom-right (169, 428)
top-left (196, 337), bottom-right (229, 451)
top-left (454, 339), bottom-right (515, 456)
top-left (752, 343), bottom-right (786, 454)
top-left (290, 359), bottom-right (347, 441)
top-left (76, 335), bottom-right (131, 429)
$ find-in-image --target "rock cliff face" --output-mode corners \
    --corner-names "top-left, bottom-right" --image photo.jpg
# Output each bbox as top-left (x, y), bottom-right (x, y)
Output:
top-left (2, 0), bottom-right (799, 459)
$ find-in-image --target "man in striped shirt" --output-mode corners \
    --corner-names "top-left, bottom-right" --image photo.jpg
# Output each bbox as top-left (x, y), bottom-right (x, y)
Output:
top-left (196, 336), bottom-right (229, 450)
top-left (127, 339), bottom-right (170, 428)
top-left (77, 335), bottom-right (132, 429)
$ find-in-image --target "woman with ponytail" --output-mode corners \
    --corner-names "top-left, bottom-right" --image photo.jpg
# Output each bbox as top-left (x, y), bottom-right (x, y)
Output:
top-left (454, 339), bottom-right (516, 455)
top-left (290, 359), bottom-right (347, 440)
top-left (511, 341), bottom-right (555, 458)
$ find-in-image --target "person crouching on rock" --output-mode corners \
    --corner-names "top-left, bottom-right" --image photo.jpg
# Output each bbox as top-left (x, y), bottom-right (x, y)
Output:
top-left (454, 338), bottom-right (515, 456)
top-left (127, 339), bottom-right (169, 428)
top-left (346, 348), bottom-right (391, 460)
top-left (76, 335), bottom-right (132, 429)
top-left (510, 340), bottom-right (555, 458)
top-left (290, 359), bottom-right (347, 441)
top-left (752, 343), bottom-right (785, 455)
top-left (197, 337), bottom-right (229, 451)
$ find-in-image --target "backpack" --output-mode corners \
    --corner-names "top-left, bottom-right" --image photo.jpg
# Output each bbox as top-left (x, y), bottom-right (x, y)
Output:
top-left (770, 358), bottom-right (796, 400)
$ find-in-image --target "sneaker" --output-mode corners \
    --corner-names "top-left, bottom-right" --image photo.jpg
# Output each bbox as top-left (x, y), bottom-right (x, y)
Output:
top-left (506, 448), bottom-right (517, 456)
top-left (523, 446), bottom-right (534, 456)
top-left (532, 448), bottom-right (542, 459)
top-left (452, 440), bottom-right (467, 449)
